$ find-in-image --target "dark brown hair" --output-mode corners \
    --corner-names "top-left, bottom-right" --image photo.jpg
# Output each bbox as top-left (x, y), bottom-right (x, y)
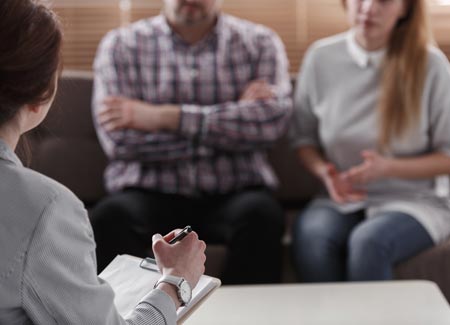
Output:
top-left (0, 0), bottom-right (63, 127)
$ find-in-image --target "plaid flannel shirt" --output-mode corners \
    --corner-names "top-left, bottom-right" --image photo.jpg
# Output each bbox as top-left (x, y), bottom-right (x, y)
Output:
top-left (93, 14), bottom-right (292, 196)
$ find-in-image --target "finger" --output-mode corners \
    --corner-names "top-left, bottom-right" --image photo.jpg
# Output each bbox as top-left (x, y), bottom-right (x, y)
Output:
top-left (242, 91), bottom-right (256, 100)
top-left (245, 84), bottom-right (259, 97)
top-left (344, 191), bottom-right (367, 202)
top-left (251, 88), bottom-right (274, 99)
top-left (241, 80), bottom-right (268, 98)
top-left (152, 233), bottom-right (163, 243)
top-left (345, 174), bottom-right (364, 186)
top-left (97, 112), bottom-right (123, 125)
top-left (326, 163), bottom-right (337, 176)
top-left (97, 112), bottom-right (122, 125)
top-left (97, 106), bottom-right (123, 119)
top-left (102, 120), bottom-right (125, 132)
top-left (328, 185), bottom-right (345, 204)
top-left (348, 171), bottom-right (369, 185)
top-left (97, 107), bottom-right (113, 117)
top-left (184, 231), bottom-right (199, 243)
top-left (249, 84), bottom-right (272, 94)
top-left (198, 240), bottom-right (207, 253)
top-left (99, 102), bottom-right (124, 112)
top-left (163, 229), bottom-right (183, 242)
top-left (343, 166), bottom-right (367, 183)
top-left (152, 233), bottom-right (166, 252)
top-left (331, 193), bottom-right (345, 204)
top-left (346, 195), bottom-right (367, 202)
top-left (103, 96), bottom-right (123, 104)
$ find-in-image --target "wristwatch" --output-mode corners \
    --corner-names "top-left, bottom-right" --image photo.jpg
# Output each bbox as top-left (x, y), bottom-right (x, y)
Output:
top-left (154, 275), bottom-right (192, 306)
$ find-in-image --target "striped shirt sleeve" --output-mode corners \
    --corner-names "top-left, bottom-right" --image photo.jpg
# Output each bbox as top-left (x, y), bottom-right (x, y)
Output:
top-left (92, 29), bottom-right (193, 163)
top-left (179, 30), bottom-right (292, 152)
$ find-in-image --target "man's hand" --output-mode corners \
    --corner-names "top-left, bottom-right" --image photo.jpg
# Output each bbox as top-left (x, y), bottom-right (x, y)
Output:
top-left (320, 163), bottom-right (366, 204)
top-left (240, 80), bottom-right (275, 101)
top-left (342, 150), bottom-right (391, 186)
top-left (97, 96), bottom-right (180, 132)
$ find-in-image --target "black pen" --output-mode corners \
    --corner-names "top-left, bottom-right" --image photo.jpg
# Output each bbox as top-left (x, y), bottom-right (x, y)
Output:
top-left (168, 225), bottom-right (192, 244)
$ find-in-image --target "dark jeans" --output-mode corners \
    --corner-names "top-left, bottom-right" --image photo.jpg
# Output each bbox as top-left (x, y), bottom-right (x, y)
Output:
top-left (90, 187), bottom-right (284, 284)
top-left (292, 204), bottom-right (434, 282)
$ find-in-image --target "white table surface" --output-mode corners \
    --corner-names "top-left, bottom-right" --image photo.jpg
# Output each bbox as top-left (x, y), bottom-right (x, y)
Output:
top-left (184, 280), bottom-right (450, 325)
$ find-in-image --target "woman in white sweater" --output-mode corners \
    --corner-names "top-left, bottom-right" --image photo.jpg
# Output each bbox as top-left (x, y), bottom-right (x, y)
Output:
top-left (0, 1), bottom-right (205, 324)
top-left (290, 0), bottom-right (450, 281)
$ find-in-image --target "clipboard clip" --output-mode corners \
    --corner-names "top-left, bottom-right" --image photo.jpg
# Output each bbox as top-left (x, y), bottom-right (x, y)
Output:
top-left (139, 257), bottom-right (160, 273)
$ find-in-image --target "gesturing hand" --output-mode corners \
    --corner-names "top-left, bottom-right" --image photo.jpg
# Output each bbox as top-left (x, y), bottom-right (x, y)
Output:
top-left (342, 150), bottom-right (390, 186)
top-left (321, 163), bottom-right (366, 204)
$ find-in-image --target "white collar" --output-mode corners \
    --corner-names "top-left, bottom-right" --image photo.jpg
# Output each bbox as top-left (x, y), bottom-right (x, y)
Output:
top-left (346, 29), bottom-right (386, 68)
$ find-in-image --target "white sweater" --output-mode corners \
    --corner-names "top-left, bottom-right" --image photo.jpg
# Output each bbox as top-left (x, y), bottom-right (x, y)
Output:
top-left (290, 31), bottom-right (450, 243)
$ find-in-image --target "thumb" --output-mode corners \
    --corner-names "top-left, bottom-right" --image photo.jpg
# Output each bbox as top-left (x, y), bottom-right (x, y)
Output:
top-left (152, 233), bottom-right (163, 243)
top-left (152, 233), bottom-right (168, 255)
top-left (326, 163), bottom-right (337, 174)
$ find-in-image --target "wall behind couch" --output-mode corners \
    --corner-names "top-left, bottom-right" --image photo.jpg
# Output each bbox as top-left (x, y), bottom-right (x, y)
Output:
top-left (53, 0), bottom-right (450, 73)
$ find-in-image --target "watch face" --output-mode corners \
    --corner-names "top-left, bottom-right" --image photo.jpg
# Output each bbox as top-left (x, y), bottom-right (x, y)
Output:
top-left (179, 280), bottom-right (192, 304)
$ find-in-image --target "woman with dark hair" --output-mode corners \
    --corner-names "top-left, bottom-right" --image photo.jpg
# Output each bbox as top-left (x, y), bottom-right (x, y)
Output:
top-left (290, 0), bottom-right (450, 282)
top-left (0, 1), bottom-right (205, 324)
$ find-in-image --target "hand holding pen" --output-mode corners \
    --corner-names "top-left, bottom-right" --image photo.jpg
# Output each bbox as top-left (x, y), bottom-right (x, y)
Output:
top-left (152, 226), bottom-right (206, 289)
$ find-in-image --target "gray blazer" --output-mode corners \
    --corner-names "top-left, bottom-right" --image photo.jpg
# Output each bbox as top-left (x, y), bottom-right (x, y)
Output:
top-left (0, 139), bottom-right (175, 324)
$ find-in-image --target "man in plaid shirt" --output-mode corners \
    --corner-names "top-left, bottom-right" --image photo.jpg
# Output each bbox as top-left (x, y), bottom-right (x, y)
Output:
top-left (91, 0), bottom-right (292, 284)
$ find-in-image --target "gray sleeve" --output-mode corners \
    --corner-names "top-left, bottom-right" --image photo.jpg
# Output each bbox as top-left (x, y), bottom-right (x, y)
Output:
top-left (22, 190), bottom-right (176, 325)
top-left (426, 48), bottom-right (450, 157)
top-left (289, 46), bottom-right (320, 149)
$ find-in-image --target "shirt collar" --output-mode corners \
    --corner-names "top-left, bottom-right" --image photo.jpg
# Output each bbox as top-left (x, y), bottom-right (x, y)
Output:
top-left (0, 138), bottom-right (23, 167)
top-left (346, 29), bottom-right (385, 68)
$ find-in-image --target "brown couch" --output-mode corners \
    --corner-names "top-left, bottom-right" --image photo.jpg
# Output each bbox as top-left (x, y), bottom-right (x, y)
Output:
top-left (27, 71), bottom-right (450, 302)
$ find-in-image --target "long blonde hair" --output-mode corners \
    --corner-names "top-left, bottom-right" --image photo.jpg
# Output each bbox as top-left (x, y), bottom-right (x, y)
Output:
top-left (343, 0), bottom-right (432, 150)
top-left (379, 0), bottom-right (431, 150)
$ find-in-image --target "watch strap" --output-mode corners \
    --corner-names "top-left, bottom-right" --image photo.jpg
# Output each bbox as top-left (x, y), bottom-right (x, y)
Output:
top-left (154, 275), bottom-right (190, 306)
top-left (154, 274), bottom-right (183, 288)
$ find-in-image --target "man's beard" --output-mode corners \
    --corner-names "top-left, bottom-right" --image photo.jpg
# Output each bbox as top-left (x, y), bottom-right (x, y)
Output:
top-left (175, 2), bottom-right (207, 26)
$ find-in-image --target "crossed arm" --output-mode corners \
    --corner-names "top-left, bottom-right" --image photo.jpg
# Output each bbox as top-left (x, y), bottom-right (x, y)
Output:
top-left (92, 30), bottom-right (292, 162)
top-left (97, 80), bottom-right (277, 134)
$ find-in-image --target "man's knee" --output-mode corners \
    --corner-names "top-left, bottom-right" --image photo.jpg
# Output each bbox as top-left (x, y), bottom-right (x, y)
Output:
top-left (90, 192), bottom-right (149, 234)
top-left (231, 191), bottom-right (283, 225)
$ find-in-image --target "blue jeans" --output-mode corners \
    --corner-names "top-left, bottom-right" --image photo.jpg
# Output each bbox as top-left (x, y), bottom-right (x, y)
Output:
top-left (292, 204), bottom-right (434, 282)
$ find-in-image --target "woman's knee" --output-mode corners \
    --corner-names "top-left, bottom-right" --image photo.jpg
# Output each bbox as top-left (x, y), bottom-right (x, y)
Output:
top-left (350, 221), bottom-right (388, 251)
top-left (294, 206), bottom-right (350, 243)
top-left (293, 207), bottom-right (352, 262)
top-left (347, 223), bottom-right (390, 274)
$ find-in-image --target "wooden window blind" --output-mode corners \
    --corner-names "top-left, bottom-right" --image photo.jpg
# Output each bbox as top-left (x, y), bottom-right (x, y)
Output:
top-left (52, 0), bottom-right (450, 72)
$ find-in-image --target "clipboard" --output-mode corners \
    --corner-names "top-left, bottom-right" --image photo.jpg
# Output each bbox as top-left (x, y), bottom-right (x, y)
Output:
top-left (99, 254), bottom-right (221, 324)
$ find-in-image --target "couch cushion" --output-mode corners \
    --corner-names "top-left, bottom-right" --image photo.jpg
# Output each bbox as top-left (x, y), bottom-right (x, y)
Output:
top-left (27, 71), bottom-right (107, 205)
